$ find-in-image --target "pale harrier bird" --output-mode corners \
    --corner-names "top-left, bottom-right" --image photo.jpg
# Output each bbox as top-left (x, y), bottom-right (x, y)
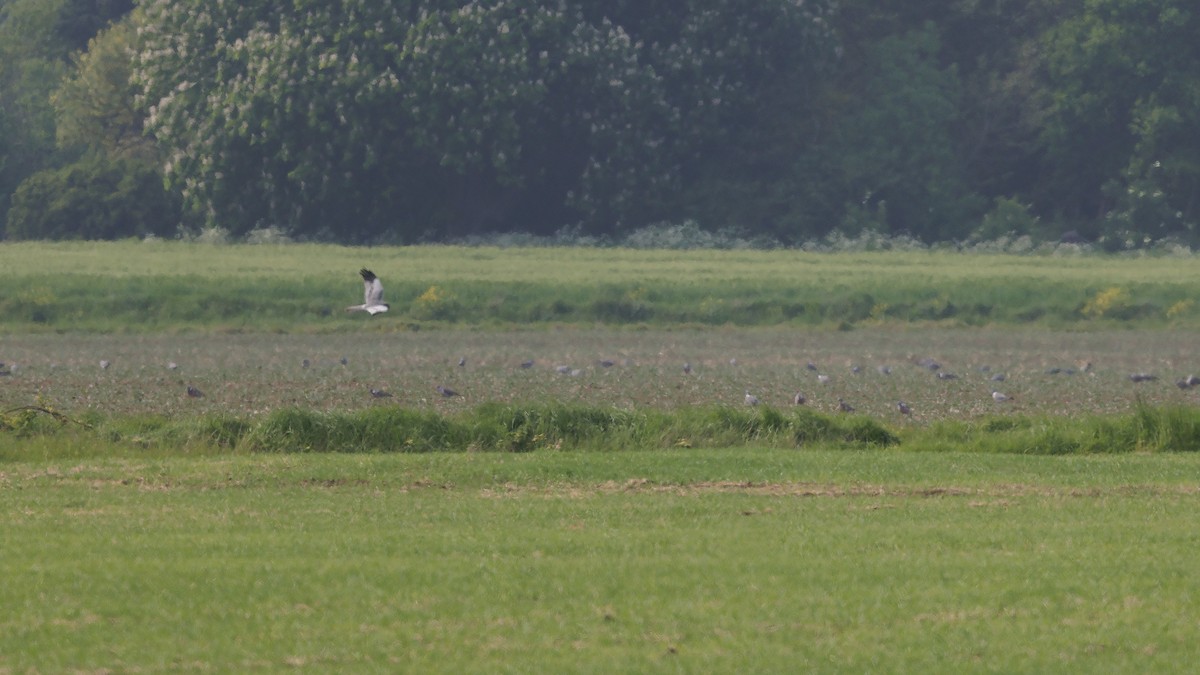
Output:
top-left (347, 268), bottom-right (389, 315)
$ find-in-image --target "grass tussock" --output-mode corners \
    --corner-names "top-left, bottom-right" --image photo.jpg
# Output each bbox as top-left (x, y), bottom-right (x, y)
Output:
top-left (11, 401), bottom-right (1200, 457)
top-left (1, 404), bottom-right (900, 456)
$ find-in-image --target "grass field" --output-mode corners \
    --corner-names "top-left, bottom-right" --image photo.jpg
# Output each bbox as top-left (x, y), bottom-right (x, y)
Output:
top-left (5, 243), bottom-right (1200, 671)
top-left (4, 451), bottom-right (1200, 671)
top-left (3, 240), bottom-right (1200, 330)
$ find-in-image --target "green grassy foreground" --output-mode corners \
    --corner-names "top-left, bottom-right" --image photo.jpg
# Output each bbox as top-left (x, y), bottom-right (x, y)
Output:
top-left (3, 241), bottom-right (1200, 330)
top-left (4, 450), bottom-right (1200, 672)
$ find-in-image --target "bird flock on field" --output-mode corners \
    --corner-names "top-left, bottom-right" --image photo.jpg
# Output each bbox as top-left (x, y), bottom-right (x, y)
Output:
top-left (34, 348), bottom-right (1196, 417)
top-left (5, 269), bottom-right (1198, 417)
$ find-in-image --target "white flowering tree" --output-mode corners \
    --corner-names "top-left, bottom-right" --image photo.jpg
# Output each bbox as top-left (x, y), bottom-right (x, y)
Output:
top-left (134, 0), bottom-right (836, 240)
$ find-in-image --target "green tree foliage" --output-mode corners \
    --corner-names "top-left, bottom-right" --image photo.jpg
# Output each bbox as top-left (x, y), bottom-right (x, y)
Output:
top-left (1040, 0), bottom-right (1200, 242)
top-left (0, 0), bottom-right (69, 231)
top-left (829, 26), bottom-right (982, 240)
top-left (3, 15), bottom-right (181, 242)
top-left (5, 0), bottom-right (1200, 246)
top-left (54, 18), bottom-right (150, 158)
top-left (132, 0), bottom-right (837, 241)
top-left (5, 152), bottom-right (179, 239)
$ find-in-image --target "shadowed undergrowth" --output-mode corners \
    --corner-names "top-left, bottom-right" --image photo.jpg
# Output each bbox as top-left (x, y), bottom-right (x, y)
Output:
top-left (5, 401), bottom-right (1200, 457)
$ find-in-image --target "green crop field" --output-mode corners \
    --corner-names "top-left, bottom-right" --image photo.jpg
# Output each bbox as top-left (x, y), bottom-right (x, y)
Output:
top-left (3, 240), bottom-right (1200, 331)
top-left (4, 243), bottom-right (1200, 671)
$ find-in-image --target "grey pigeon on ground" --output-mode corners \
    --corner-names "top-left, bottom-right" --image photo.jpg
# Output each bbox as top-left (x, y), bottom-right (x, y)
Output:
top-left (897, 401), bottom-right (912, 415)
top-left (370, 388), bottom-right (393, 398)
top-left (744, 390), bottom-right (760, 406)
top-left (838, 398), bottom-right (855, 413)
top-left (436, 385), bottom-right (460, 397)
top-left (186, 385), bottom-right (204, 398)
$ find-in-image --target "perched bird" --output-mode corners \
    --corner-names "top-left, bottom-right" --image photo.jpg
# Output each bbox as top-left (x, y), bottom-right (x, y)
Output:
top-left (992, 390), bottom-right (1012, 403)
top-left (370, 388), bottom-right (393, 398)
top-left (458, 357), bottom-right (466, 367)
top-left (990, 373), bottom-right (1007, 382)
top-left (792, 392), bottom-right (806, 405)
top-left (683, 362), bottom-right (692, 375)
top-left (186, 385), bottom-right (204, 398)
top-left (555, 365), bottom-right (572, 374)
top-left (1129, 373), bottom-right (1158, 383)
top-left (916, 357), bottom-right (941, 371)
top-left (436, 385), bottom-right (460, 397)
top-left (340, 356), bottom-right (349, 366)
top-left (729, 358), bottom-right (739, 367)
top-left (1176, 375), bottom-right (1200, 390)
top-left (896, 400), bottom-right (912, 416)
top-left (597, 359), bottom-right (615, 368)
top-left (877, 365), bottom-right (892, 375)
top-left (817, 374), bottom-right (831, 384)
top-left (346, 268), bottom-right (390, 315)
top-left (520, 360), bottom-right (535, 369)
top-left (301, 358), bottom-right (311, 369)
top-left (838, 398), bottom-right (856, 413)
top-left (167, 361), bottom-right (179, 371)
top-left (99, 359), bottom-right (111, 370)
top-left (936, 371), bottom-right (959, 380)
top-left (806, 362), bottom-right (819, 372)
top-left (744, 390), bottom-right (760, 406)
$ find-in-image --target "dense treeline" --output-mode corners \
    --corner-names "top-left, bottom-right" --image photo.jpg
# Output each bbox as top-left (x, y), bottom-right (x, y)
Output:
top-left (1, 0), bottom-right (1197, 247)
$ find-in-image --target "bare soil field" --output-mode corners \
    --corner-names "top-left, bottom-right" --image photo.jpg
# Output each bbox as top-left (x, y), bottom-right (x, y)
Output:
top-left (2, 327), bottom-right (1194, 421)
